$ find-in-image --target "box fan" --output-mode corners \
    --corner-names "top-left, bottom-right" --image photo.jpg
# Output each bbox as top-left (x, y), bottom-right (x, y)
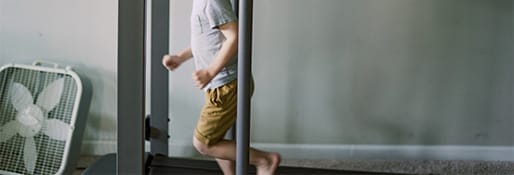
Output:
top-left (0, 62), bottom-right (92, 175)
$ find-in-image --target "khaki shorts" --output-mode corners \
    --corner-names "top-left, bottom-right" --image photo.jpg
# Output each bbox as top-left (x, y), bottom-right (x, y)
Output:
top-left (194, 79), bottom-right (254, 146)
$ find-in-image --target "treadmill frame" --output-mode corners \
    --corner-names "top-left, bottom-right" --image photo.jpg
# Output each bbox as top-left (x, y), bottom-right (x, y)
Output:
top-left (117, 0), bottom-right (253, 174)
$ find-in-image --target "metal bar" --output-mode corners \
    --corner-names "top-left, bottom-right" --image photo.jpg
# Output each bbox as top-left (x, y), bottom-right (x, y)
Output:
top-left (117, 0), bottom-right (146, 174)
top-left (150, 0), bottom-right (170, 156)
top-left (236, 0), bottom-right (253, 174)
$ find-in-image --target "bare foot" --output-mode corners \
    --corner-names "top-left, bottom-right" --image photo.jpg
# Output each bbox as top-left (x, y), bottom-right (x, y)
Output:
top-left (256, 152), bottom-right (281, 175)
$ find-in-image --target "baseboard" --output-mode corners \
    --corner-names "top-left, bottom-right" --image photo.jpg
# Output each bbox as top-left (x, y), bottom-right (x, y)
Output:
top-left (252, 143), bottom-right (514, 161)
top-left (81, 140), bottom-right (514, 161)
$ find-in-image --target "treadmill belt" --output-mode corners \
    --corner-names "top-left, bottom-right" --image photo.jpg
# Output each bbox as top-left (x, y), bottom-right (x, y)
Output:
top-left (149, 155), bottom-right (391, 175)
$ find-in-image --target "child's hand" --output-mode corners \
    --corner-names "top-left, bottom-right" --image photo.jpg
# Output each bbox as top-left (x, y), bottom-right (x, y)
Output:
top-left (162, 54), bottom-right (182, 71)
top-left (193, 69), bottom-right (214, 89)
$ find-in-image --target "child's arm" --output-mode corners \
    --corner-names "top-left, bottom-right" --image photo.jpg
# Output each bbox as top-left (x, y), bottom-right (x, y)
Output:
top-left (162, 47), bottom-right (193, 71)
top-left (193, 21), bottom-right (238, 88)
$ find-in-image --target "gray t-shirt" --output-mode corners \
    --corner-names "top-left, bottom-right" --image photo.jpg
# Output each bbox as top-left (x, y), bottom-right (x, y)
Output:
top-left (191, 0), bottom-right (238, 89)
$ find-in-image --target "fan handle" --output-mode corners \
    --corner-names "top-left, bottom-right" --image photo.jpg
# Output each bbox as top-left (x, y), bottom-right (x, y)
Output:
top-left (32, 61), bottom-right (74, 71)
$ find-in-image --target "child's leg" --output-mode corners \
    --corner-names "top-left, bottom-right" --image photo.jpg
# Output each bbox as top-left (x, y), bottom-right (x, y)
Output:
top-left (194, 138), bottom-right (281, 175)
top-left (195, 80), bottom-right (280, 174)
top-left (216, 158), bottom-right (234, 175)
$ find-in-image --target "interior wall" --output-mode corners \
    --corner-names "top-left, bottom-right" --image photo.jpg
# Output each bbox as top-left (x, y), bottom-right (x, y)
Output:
top-left (250, 0), bottom-right (514, 145)
top-left (0, 0), bottom-right (512, 160)
top-left (168, 0), bottom-right (513, 159)
top-left (0, 0), bottom-right (118, 154)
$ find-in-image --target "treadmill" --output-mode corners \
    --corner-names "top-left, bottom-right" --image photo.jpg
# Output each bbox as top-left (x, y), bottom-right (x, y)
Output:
top-left (83, 0), bottom-right (396, 174)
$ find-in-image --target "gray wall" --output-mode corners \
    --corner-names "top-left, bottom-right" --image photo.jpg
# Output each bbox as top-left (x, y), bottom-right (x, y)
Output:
top-left (169, 0), bottom-right (513, 152)
top-left (251, 0), bottom-right (514, 145)
top-left (0, 0), bottom-right (512, 160)
top-left (0, 0), bottom-right (118, 154)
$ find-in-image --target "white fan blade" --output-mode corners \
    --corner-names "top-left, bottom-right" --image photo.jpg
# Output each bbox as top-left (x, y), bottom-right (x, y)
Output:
top-left (24, 137), bottom-right (37, 174)
top-left (42, 119), bottom-right (70, 141)
top-left (9, 83), bottom-right (34, 111)
top-left (36, 78), bottom-right (65, 112)
top-left (0, 121), bottom-right (19, 142)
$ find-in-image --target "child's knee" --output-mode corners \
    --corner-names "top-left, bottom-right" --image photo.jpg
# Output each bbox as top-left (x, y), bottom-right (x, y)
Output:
top-left (193, 137), bottom-right (209, 155)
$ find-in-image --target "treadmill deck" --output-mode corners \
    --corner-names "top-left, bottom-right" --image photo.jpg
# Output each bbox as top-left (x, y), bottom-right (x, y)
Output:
top-left (82, 154), bottom-right (397, 175)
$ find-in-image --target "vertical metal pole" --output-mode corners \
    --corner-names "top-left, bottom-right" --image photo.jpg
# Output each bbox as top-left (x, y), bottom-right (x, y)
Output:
top-left (117, 0), bottom-right (146, 174)
top-left (150, 0), bottom-right (170, 156)
top-left (236, 0), bottom-right (253, 174)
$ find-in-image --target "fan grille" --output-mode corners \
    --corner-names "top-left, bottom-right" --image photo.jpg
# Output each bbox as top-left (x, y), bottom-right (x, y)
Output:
top-left (0, 67), bottom-right (78, 175)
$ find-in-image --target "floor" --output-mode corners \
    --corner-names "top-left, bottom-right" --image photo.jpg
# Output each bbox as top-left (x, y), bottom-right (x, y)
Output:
top-left (73, 155), bottom-right (514, 175)
top-left (280, 159), bottom-right (514, 175)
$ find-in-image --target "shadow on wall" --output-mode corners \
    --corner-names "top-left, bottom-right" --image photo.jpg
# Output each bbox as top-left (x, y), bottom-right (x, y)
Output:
top-left (351, 0), bottom-right (513, 146)
top-left (267, 0), bottom-right (513, 146)
top-left (76, 64), bottom-right (117, 141)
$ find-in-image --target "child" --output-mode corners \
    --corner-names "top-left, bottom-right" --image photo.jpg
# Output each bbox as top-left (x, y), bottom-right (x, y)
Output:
top-left (162, 0), bottom-right (281, 174)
